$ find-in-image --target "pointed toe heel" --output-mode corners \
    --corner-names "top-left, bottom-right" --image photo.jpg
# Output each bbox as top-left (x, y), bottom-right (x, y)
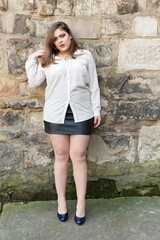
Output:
top-left (57, 211), bottom-right (68, 222)
top-left (74, 214), bottom-right (85, 225)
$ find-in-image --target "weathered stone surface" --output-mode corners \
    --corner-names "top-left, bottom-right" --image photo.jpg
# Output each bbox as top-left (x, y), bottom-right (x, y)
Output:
top-left (92, 0), bottom-right (117, 15)
top-left (0, 111), bottom-right (24, 127)
top-left (0, 0), bottom-right (8, 10)
top-left (115, 99), bottom-right (160, 122)
top-left (61, 18), bottom-right (99, 39)
top-left (54, 0), bottom-right (73, 15)
top-left (130, 77), bottom-right (160, 94)
top-left (21, 131), bottom-right (53, 168)
top-left (2, 99), bottom-right (44, 110)
top-left (74, 0), bottom-right (117, 16)
top-left (0, 128), bottom-right (22, 141)
top-left (138, 124), bottom-right (160, 162)
top-left (103, 73), bottom-right (151, 95)
top-left (103, 72), bottom-right (130, 93)
top-left (87, 134), bottom-right (135, 163)
top-left (8, 38), bottom-right (44, 71)
top-left (14, 14), bottom-right (29, 34)
top-left (6, 38), bottom-right (34, 75)
top-left (102, 135), bottom-right (130, 148)
top-left (118, 39), bottom-right (160, 71)
top-left (138, 0), bottom-right (146, 10)
top-left (0, 142), bottom-right (23, 171)
top-left (37, 0), bottom-right (56, 16)
top-left (8, 0), bottom-right (25, 11)
top-left (79, 42), bottom-right (112, 67)
top-left (24, 0), bottom-right (37, 11)
top-left (0, 13), bottom-right (15, 34)
top-left (0, 38), bottom-right (3, 68)
top-left (27, 111), bottom-right (43, 128)
top-left (118, 78), bottom-right (151, 94)
top-left (27, 19), bottom-right (52, 37)
top-left (134, 16), bottom-right (157, 37)
top-left (0, 78), bottom-right (18, 97)
top-left (101, 18), bottom-right (130, 36)
top-left (116, 0), bottom-right (138, 14)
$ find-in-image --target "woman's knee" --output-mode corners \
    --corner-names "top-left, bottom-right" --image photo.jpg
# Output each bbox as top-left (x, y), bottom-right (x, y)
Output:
top-left (70, 149), bottom-right (87, 163)
top-left (54, 149), bottom-right (69, 162)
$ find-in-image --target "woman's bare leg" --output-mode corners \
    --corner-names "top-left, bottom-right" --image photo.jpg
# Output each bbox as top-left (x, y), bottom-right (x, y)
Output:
top-left (69, 135), bottom-right (90, 217)
top-left (49, 134), bottom-right (70, 214)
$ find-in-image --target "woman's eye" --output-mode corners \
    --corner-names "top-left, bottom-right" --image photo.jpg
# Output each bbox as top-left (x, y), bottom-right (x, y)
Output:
top-left (61, 34), bottom-right (65, 38)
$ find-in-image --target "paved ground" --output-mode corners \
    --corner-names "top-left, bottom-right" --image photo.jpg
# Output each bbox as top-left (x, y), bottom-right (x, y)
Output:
top-left (0, 197), bottom-right (160, 240)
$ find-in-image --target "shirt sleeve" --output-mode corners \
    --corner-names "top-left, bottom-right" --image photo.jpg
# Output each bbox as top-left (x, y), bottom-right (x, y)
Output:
top-left (25, 55), bottom-right (46, 88)
top-left (88, 52), bottom-right (101, 117)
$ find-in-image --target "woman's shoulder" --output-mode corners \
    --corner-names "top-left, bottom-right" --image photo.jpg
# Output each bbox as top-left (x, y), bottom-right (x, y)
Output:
top-left (74, 49), bottom-right (94, 60)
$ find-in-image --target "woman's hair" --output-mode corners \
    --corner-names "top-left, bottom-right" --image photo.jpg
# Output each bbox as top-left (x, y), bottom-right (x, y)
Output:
top-left (41, 21), bottom-right (80, 67)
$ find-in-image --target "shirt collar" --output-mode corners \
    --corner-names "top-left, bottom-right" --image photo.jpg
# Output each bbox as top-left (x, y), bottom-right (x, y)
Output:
top-left (54, 49), bottom-right (84, 59)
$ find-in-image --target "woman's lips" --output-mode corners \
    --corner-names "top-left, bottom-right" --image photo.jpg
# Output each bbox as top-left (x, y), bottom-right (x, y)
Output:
top-left (60, 44), bottom-right (65, 48)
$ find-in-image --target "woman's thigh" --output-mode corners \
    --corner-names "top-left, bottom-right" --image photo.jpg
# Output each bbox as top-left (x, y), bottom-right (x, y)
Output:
top-left (49, 134), bottom-right (70, 157)
top-left (69, 135), bottom-right (91, 159)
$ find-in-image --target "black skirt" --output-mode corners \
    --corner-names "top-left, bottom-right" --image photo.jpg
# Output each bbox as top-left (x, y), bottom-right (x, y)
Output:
top-left (44, 104), bottom-right (94, 135)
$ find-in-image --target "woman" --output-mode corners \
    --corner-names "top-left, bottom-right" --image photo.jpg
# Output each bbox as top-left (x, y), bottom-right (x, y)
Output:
top-left (25, 21), bottom-right (101, 225)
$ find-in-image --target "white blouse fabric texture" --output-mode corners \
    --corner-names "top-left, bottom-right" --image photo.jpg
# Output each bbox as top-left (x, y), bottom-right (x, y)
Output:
top-left (25, 49), bottom-right (101, 124)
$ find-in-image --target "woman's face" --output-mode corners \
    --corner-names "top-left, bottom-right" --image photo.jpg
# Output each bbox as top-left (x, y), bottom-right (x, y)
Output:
top-left (53, 28), bottom-right (72, 54)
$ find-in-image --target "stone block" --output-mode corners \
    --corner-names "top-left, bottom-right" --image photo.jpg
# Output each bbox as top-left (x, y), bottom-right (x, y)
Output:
top-left (0, 0), bottom-right (8, 10)
top-left (0, 128), bottom-right (22, 141)
top-left (0, 13), bottom-right (15, 34)
top-left (8, 0), bottom-right (24, 11)
top-left (54, 0), bottom-right (72, 15)
top-left (116, 0), bottom-right (138, 14)
top-left (138, 124), bottom-right (160, 161)
top-left (115, 99), bottom-right (160, 122)
top-left (101, 18), bottom-right (130, 36)
top-left (103, 72), bottom-right (130, 93)
top-left (0, 142), bottom-right (23, 171)
top-left (0, 78), bottom-right (18, 97)
top-left (6, 38), bottom-right (45, 76)
top-left (74, 0), bottom-right (117, 16)
top-left (2, 99), bottom-right (44, 110)
top-left (0, 111), bottom-right (24, 127)
top-left (79, 42), bottom-right (112, 67)
top-left (24, 0), bottom-right (37, 11)
top-left (87, 134), bottom-right (135, 163)
top-left (138, 0), bottom-right (146, 10)
top-left (118, 39), bottom-right (160, 71)
top-left (103, 73), bottom-right (151, 95)
top-left (37, 0), bottom-right (56, 15)
top-left (27, 18), bottom-right (99, 39)
top-left (130, 77), bottom-right (160, 94)
top-left (61, 18), bottom-right (99, 39)
top-left (134, 16), bottom-right (157, 37)
top-left (27, 111), bottom-right (44, 129)
top-left (28, 19), bottom-right (52, 37)
top-left (14, 14), bottom-right (29, 34)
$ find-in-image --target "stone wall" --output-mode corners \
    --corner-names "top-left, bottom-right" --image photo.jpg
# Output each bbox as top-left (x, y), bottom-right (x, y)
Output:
top-left (1, 0), bottom-right (160, 202)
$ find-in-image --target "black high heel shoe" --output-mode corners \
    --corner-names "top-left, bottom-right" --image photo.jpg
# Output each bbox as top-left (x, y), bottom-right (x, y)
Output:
top-left (74, 204), bottom-right (85, 225)
top-left (57, 211), bottom-right (68, 222)
top-left (74, 214), bottom-right (85, 225)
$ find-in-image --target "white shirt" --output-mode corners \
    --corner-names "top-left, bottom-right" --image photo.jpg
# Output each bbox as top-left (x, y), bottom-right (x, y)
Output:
top-left (25, 49), bottom-right (101, 123)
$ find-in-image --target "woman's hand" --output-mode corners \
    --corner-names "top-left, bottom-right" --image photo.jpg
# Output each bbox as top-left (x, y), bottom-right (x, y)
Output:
top-left (31, 50), bottom-right (45, 58)
top-left (93, 116), bottom-right (101, 128)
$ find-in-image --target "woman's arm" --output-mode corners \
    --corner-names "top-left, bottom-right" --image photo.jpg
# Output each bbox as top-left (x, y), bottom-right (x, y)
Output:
top-left (25, 50), bottom-right (46, 88)
top-left (88, 52), bottom-right (101, 117)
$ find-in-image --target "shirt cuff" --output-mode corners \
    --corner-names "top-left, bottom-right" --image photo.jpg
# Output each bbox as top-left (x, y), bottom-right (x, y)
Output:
top-left (93, 110), bottom-right (101, 117)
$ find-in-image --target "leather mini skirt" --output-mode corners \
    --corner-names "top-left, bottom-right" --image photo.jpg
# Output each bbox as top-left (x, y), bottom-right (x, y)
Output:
top-left (44, 104), bottom-right (94, 135)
